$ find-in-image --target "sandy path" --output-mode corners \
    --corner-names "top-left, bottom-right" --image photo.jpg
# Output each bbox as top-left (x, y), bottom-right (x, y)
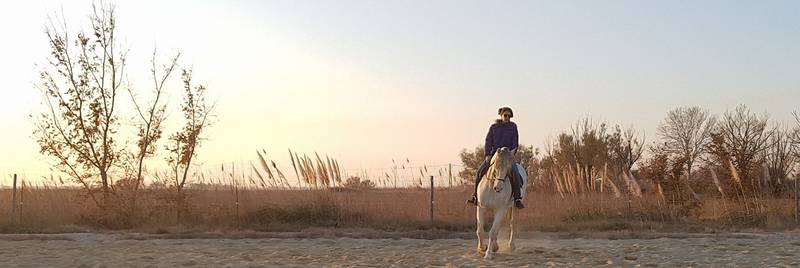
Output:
top-left (1, 232), bottom-right (799, 267)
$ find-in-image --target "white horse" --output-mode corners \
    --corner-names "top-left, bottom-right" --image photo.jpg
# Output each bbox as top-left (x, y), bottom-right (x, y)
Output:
top-left (476, 147), bottom-right (528, 260)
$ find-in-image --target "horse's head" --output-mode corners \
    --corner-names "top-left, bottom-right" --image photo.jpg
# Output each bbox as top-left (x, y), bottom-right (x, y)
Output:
top-left (487, 147), bottom-right (514, 192)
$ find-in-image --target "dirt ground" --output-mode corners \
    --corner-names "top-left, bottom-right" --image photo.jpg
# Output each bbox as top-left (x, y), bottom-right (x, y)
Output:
top-left (1, 231), bottom-right (799, 267)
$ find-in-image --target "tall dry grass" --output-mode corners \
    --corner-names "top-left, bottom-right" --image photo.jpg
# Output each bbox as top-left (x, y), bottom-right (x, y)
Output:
top-left (2, 183), bottom-right (798, 233)
top-left (2, 148), bottom-right (796, 233)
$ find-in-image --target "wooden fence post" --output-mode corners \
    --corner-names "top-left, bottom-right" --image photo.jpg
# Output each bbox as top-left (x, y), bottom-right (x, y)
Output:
top-left (18, 179), bottom-right (24, 225)
top-left (448, 164), bottom-right (452, 188)
top-left (234, 183), bottom-right (240, 230)
top-left (11, 174), bottom-right (18, 224)
top-left (429, 176), bottom-right (434, 227)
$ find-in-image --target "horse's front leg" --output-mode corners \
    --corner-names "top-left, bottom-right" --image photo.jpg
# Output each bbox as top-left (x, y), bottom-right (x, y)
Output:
top-left (507, 208), bottom-right (516, 252)
top-left (484, 209), bottom-right (508, 260)
top-left (476, 207), bottom-right (487, 254)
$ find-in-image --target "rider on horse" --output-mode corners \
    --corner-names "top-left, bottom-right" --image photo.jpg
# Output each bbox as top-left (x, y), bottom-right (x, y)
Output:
top-left (467, 106), bottom-right (525, 209)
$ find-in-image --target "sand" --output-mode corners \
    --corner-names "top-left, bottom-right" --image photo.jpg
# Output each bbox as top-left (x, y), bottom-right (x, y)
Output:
top-left (1, 232), bottom-right (799, 267)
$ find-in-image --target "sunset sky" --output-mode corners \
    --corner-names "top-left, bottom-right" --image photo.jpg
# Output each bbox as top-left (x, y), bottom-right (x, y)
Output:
top-left (1, 0), bottom-right (799, 183)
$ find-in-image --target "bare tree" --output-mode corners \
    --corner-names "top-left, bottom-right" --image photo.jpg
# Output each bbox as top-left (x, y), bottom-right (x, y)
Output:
top-left (789, 111), bottom-right (800, 176)
top-left (717, 104), bottom-right (774, 195)
top-left (793, 111), bottom-right (800, 153)
top-left (763, 125), bottom-right (797, 194)
top-left (608, 125), bottom-right (646, 172)
top-left (657, 106), bottom-right (717, 182)
top-left (33, 4), bottom-right (125, 207)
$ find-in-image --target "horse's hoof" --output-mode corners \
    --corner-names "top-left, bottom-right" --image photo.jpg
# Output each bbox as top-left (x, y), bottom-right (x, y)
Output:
top-left (508, 244), bottom-right (516, 252)
top-left (483, 254), bottom-right (493, 260)
top-left (477, 245), bottom-right (487, 253)
top-left (491, 244), bottom-right (499, 252)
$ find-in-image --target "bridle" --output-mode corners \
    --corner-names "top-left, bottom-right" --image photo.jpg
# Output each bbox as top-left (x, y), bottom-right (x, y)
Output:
top-left (486, 165), bottom-right (509, 183)
top-left (487, 148), bottom-right (513, 184)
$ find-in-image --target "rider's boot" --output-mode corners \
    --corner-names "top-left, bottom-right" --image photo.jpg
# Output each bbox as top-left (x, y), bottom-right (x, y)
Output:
top-left (467, 193), bottom-right (478, 205)
top-left (514, 199), bottom-right (525, 209)
top-left (468, 159), bottom-right (490, 206)
top-left (511, 170), bottom-right (524, 209)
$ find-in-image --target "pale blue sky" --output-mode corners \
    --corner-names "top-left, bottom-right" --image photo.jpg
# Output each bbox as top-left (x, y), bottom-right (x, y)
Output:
top-left (1, 0), bottom-right (799, 182)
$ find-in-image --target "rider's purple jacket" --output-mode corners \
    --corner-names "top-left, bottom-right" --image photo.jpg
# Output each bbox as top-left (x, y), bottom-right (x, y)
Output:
top-left (484, 120), bottom-right (518, 157)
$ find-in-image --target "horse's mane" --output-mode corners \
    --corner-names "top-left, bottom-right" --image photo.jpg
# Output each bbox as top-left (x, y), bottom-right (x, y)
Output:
top-left (486, 148), bottom-right (514, 181)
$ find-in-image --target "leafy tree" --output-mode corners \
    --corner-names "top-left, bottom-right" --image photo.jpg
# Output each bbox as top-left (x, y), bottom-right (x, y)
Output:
top-left (538, 117), bottom-right (645, 194)
top-left (458, 144), bottom-right (537, 184)
top-left (32, 4), bottom-right (213, 226)
top-left (165, 69), bottom-right (215, 220)
top-left (342, 176), bottom-right (376, 189)
top-left (33, 4), bottom-right (126, 207)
